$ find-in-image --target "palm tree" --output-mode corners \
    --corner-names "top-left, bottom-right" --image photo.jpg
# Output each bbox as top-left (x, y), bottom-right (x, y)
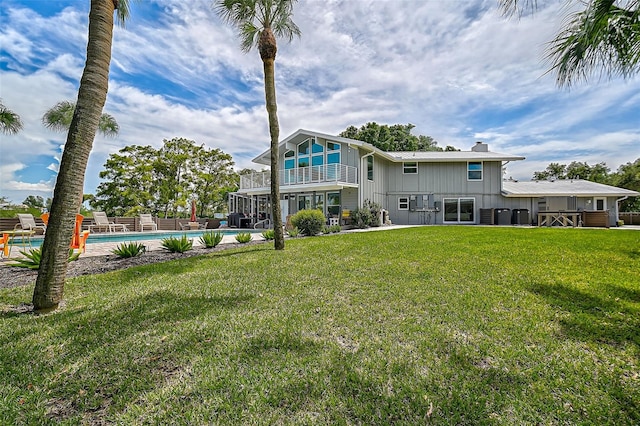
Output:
top-left (0, 100), bottom-right (23, 134)
top-left (215, 0), bottom-right (301, 250)
top-left (33, 0), bottom-right (132, 313)
top-left (42, 100), bottom-right (119, 136)
top-left (500, 0), bottom-right (640, 87)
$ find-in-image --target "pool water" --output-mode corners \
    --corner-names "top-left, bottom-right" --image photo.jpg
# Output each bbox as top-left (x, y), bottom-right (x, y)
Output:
top-left (29, 229), bottom-right (256, 248)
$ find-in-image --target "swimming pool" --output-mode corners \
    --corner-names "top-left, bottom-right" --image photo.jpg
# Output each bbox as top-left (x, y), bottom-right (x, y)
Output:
top-left (29, 229), bottom-right (257, 247)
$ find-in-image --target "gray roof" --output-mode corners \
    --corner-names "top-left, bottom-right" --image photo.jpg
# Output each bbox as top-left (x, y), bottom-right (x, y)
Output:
top-left (502, 180), bottom-right (639, 197)
top-left (392, 151), bottom-right (524, 162)
top-left (252, 129), bottom-right (524, 164)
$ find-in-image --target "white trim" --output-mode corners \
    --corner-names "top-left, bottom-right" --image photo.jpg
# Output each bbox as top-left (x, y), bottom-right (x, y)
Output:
top-left (403, 162), bottom-right (418, 174)
top-left (467, 161), bottom-right (483, 181)
top-left (398, 196), bottom-right (409, 210)
top-left (443, 197), bottom-right (476, 223)
top-left (594, 197), bottom-right (607, 211)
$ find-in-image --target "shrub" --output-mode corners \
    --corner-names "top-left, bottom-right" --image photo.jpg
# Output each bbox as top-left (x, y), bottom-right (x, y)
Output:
top-left (200, 231), bottom-right (223, 248)
top-left (261, 229), bottom-right (275, 240)
top-left (350, 199), bottom-right (382, 229)
top-left (322, 225), bottom-right (331, 234)
top-left (12, 248), bottom-right (80, 269)
top-left (287, 227), bottom-right (300, 237)
top-left (330, 224), bottom-right (342, 233)
top-left (112, 242), bottom-right (146, 258)
top-left (350, 207), bottom-right (373, 229)
top-left (235, 232), bottom-right (252, 243)
top-left (161, 235), bottom-right (193, 253)
top-left (290, 209), bottom-right (325, 236)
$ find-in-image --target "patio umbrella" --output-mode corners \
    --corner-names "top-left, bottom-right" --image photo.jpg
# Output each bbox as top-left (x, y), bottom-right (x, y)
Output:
top-left (190, 199), bottom-right (196, 222)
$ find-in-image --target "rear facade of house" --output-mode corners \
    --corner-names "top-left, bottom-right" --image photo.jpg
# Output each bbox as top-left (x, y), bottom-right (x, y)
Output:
top-left (229, 129), bottom-right (637, 227)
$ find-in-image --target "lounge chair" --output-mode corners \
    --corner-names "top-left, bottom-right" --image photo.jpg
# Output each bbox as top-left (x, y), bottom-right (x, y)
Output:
top-left (71, 214), bottom-right (90, 253)
top-left (15, 213), bottom-right (46, 234)
top-left (90, 211), bottom-right (128, 233)
top-left (139, 214), bottom-right (158, 231)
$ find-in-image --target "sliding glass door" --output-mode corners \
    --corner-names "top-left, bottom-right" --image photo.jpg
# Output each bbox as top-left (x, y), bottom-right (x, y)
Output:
top-left (443, 198), bottom-right (475, 223)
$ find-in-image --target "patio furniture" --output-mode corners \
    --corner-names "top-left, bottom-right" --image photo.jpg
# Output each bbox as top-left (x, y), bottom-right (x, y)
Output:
top-left (15, 213), bottom-right (46, 234)
top-left (71, 214), bottom-right (90, 253)
top-left (2, 229), bottom-right (35, 258)
top-left (139, 214), bottom-right (158, 231)
top-left (90, 211), bottom-right (128, 233)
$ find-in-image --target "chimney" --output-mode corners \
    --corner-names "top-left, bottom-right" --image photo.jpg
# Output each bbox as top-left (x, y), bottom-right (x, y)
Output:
top-left (471, 141), bottom-right (488, 152)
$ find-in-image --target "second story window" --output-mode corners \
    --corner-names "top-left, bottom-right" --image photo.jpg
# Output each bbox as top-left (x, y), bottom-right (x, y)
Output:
top-left (468, 161), bottom-right (483, 181)
top-left (367, 156), bottom-right (374, 181)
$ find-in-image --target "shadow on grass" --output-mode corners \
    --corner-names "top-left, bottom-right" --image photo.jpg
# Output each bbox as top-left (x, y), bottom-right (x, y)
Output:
top-left (528, 282), bottom-right (640, 348)
top-left (0, 286), bottom-right (255, 424)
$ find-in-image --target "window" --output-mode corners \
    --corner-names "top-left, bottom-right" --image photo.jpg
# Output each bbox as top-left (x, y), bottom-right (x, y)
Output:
top-left (298, 139), bottom-right (310, 155)
top-left (398, 197), bottom-right (409, 210)
top-left (327, 192), bottom-right (340, 216)
top-left (367, 156), bottom-right (374, 181)
top-left (443, 198), bottom-right (475, 223)
top-left (468, 162), bottom-right (483, 180)
top-left (403, 162), bottom-right (418, 174)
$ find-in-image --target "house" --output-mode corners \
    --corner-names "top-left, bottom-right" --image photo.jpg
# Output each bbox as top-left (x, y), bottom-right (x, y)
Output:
top-left (229, 129), bottom-right (638, 227)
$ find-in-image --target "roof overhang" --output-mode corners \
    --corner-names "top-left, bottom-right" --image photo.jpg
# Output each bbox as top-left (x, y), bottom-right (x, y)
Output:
top-left (501, 180), bottom-right (640, 198)
top-left (244, 181), bottom-right (359, 196)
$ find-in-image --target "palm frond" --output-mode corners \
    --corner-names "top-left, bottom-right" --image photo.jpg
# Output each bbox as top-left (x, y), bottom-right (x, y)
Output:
top-left (0, 100), bottom-right (23, 135)
top-left (498, 0), bottom-right (537, 18)
top-left (98, 113), bottom-right (120, 137)
top-left (42, 100), bottom-right (75, 132)
top-left (546, 0), bottom-right (640, 86)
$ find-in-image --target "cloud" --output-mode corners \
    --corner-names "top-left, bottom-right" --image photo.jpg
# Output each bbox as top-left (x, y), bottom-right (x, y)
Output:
top-left (1, 0), bottom-right (638, 204)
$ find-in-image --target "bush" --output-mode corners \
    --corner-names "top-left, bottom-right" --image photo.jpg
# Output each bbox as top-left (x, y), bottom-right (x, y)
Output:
top-left (261, 229), bottom-right (275, 240)
top-left (112, 242), bottom-right (146, 258)
top-left (161, 235), bottom-right (193, 253)
top-left (350, 207), bottom-right (373, 229)
top-left (235, 232), bottom-right (252, 243)
top-left (290, 209), bottom-right (325, 236)
top-left (200, 231), bottom-right (223, 248)
top-left (12, 248), bottom-right (80, 269)
top-left (350, 199), bottom-right (382, 229)
top-left (322, 225), bottom-right (331, 234)
top-left (330, 224), bottom-right (342, 233)
top-left (287, 227), bottom-right (300, 237)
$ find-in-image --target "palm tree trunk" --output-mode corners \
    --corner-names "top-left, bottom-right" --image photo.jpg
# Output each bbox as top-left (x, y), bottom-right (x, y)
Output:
top-left (33, 0), bottom-right (115, 312)
top-left (262, 57), bottom-right (285, 250)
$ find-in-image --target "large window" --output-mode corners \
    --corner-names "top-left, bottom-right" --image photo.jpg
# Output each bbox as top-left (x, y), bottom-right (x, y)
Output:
top-left (468, 162), bottom-right (483, 180)
top-left (403, 162), bottom-right (418, 174)
top-left (443, 198), bottom-right (475, 223)
top-left (367, 156), bottom-right (374, 181)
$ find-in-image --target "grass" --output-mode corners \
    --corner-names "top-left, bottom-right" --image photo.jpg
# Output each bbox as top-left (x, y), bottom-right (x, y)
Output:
top-left (0, 226), bottom-right (638, 424)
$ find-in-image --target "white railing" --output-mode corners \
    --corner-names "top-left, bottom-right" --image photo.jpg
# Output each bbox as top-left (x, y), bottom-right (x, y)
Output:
top-left (240, 164), bottom-right (358, 191)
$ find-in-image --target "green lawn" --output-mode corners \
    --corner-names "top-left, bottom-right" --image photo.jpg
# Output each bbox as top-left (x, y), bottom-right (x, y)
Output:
top-left (1, 227), bottom-right (638, 425)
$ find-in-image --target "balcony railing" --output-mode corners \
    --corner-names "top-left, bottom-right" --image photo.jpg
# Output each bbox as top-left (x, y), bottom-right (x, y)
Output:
top-left (240, 164), bottom-right (359, 191)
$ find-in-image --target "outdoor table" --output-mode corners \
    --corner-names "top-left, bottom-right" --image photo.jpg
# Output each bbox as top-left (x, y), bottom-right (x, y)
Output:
top-left (537, 211), bottom-right (581, 227)
top-left (2, 229), bottom-right (36, 257)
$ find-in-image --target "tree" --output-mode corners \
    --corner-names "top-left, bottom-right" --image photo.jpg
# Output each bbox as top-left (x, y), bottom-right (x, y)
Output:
top-left (0, 100), bottom-right (23, 134)
top-left (532, 161), bottom-right (611, 182)
top-left (339, 122), bottom-right (446, 152)
top-left (92, 140), bottom-right (238, 217)
top-left (609, 158), bottom-right (640, 211)
top-left (92, 144), bottom-right (158, 216)
top-left (33, 0), bottom-right (133, 313)
top-left (500, 0), bottom-right (640, 86)
top-left (42, 100), bottom-right (119, 137)
top-left (23, 195), bottom-right (46, 209)
top-left (216, 0), bottom-right (301, 251)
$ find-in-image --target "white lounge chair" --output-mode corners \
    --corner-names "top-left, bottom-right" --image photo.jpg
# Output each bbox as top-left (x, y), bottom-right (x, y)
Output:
top-left (139, 214), bottom-right (158, 231)
top-left (15, 213), bottom-right (46, 234)
top-left (90, 211), bottom-right (128, 233)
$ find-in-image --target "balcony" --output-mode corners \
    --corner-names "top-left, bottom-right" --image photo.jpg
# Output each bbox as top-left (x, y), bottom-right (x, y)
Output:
top-left (240, 164), bottom-right (359, 191)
